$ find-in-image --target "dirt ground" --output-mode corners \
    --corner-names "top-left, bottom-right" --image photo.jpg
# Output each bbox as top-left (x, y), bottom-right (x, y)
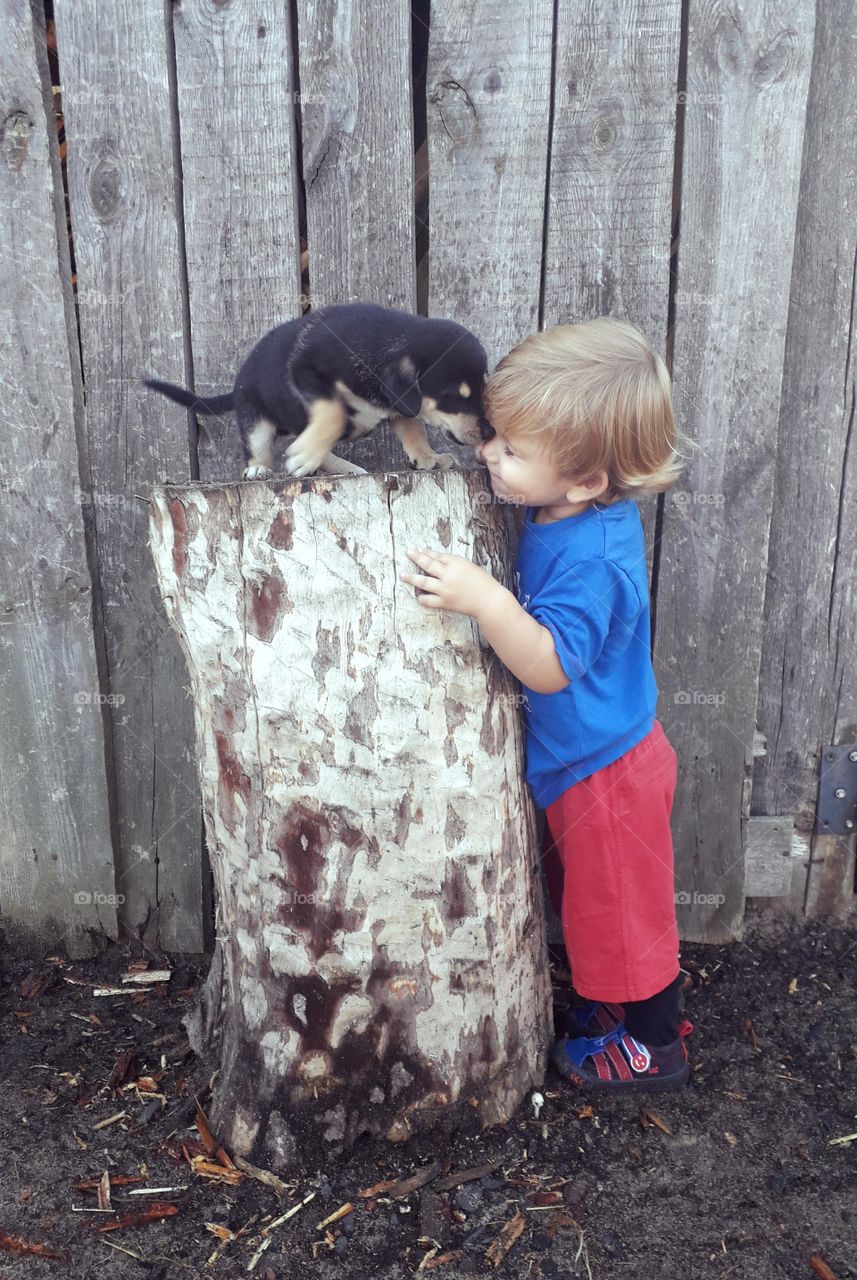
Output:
top-left (0, 915), bottom-right (855, 1280)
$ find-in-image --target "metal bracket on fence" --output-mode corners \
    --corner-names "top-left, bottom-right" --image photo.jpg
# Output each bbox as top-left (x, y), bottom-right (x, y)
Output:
top-left (815, 744), bottom-right (857, 835)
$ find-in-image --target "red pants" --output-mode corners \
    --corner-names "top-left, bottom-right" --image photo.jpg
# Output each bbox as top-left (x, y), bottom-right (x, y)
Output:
top-left (541, 719), bottom-right (680, 1003)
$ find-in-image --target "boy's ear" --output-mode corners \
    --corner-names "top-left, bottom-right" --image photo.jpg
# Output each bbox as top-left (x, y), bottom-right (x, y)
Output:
top-left (380, 357), bottom-right (422, 418)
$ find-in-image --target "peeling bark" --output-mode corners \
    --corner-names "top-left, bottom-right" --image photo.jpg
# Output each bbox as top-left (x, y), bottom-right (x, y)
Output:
top-left (149, 469), bottom-right (550, 1171)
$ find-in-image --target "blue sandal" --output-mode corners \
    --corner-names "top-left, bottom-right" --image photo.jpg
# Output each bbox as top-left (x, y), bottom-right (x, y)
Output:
top-left (556, 1000), bottom-right (626, 1038)
top-left (551, 1020), bottom-right (694, 1093)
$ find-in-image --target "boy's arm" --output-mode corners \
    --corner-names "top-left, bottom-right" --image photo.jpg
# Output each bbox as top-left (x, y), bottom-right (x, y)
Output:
top-left (477, 585), bottom-right (569, 695)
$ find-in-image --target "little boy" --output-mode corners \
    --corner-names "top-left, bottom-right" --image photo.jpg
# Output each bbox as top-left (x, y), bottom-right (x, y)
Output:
top-left (399, 316), bottom-right (695, 1093)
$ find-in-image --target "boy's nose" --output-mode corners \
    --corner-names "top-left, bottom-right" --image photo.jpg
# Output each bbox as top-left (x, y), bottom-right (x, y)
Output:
top-left (474, 418), bottom-right (495, 464)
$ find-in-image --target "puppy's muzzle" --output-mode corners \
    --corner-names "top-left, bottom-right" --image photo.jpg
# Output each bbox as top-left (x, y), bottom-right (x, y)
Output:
top-left (422, 409), bottom-right (483, 447)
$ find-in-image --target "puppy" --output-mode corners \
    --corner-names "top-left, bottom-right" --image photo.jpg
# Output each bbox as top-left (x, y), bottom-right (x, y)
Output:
top-left (144, 303), bottom-right (490, 479)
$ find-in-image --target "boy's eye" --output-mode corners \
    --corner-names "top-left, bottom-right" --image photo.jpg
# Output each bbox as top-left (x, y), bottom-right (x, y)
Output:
top-left (504, 446), bottom-right (514, 456)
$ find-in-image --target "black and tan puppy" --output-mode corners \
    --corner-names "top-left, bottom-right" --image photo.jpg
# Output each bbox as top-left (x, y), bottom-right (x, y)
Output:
top-left (144, 303), bottom-right (489, 479)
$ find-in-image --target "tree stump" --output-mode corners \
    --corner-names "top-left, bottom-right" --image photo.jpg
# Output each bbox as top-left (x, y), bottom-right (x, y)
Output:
top-left (148, 468), bottom-right (550, 1170)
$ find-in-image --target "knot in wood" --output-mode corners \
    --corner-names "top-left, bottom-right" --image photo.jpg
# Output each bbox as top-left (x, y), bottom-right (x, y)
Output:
top-left (1, 110), bottom-right (32, 173)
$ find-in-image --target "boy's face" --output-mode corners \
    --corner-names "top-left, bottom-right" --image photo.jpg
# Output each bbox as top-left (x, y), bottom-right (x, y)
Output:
top-left (474, 423), bottom-right (586, 509)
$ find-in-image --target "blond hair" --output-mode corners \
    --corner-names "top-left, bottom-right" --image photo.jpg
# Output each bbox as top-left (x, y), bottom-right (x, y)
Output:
top-left (484, 317), bottom-right (694, 502)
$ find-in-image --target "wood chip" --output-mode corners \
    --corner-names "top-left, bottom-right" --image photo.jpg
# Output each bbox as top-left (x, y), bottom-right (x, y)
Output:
top-left (0, 1233), bottom-right (65, 1259)
top-left (233, 1154), bottom-right (291, 1197)
top-left (261, 1190), bottom-right (316, 1235)
top-left (424, 1248), bottom-right (462, 1270)
top-left (529, 1190), bottom-right (564, 1207)
top-left (485, 1210), bottom-right (526, 1268)
top-left (361, 1161), bottom-right (442, 1200)
top-left (122, 969), bottom-right (172, 985)
top-left (97, 1170), bottom-right (112, 1211)
top-left (316, 1202), bottom-right (354, 1230)
top-left (205, 1223), bottom-right (236, 1242)
top-left (205, 1213), bottom-right (259, 1265)
top-left (433, 1160), bottom-right (501, 1192)
top-left (107, 1050), bottom-right (139, 1093)
top-left (638, 1108), bottom-right (672, 1135)
top-left (189, 1156), bottom-right (243, 1185)
top-left (357, 1178), bottom-right (397, 1198)
top-left (247, 1234), bottom-right (272, 1271)
top-left (193, 1101), bottom-right (237, 1170)
top-left (75, 1175), bottom-right (146, 1191)
top-left (92, 1111), bottom-right (127, 1131)
top-left (88, 1202), bottom-right (179, 1233)
top-left (194, 1101), bottom-right (219, 1155)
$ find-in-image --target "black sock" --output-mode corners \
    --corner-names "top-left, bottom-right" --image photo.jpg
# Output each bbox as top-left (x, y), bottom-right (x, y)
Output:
top-left (622, 972), bottom-right (683, 1047)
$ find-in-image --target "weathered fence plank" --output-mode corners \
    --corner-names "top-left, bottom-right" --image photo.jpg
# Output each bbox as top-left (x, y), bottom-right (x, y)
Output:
top-left (171, 0), bottom-right (303, 484)
top-left (542, 0), bottom-right (681, 557)
top-left (53, 0), bottom-right (203, 951)
top-left (426, 0), bottom-right (554, 372)
top-left (655, 1), bottom-right (815, 942)
top-left (296, 0), bottom-right (416, 473)
top-left (751, 0), bottom-right (857, 923)
top-left (0, 0), bottom-right (114, 958)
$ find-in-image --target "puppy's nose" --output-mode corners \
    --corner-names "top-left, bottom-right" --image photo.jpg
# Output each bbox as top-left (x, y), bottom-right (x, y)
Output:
top-left (478, 416), bottom-right (495, 442)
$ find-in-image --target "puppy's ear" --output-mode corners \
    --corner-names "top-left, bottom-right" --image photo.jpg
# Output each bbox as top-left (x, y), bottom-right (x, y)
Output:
top-left (380, 357), bottom-right (422, 418)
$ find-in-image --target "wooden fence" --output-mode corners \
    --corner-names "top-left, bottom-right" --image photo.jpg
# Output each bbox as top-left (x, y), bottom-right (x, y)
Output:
top-left (0, 0), bottom-right (854, 959)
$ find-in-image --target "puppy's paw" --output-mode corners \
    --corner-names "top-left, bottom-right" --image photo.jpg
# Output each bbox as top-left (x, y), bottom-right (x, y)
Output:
top-left (243, 463), bottom-right (273, 481)
top-left (415, 451), bottom-right (455, 471)
top-left (318, 456), bottom-right (368, 476)
top-left (284, 440), bottom-right (329, 477)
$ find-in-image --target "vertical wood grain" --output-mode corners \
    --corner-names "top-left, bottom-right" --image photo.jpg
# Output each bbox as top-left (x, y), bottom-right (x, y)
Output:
top-left (0, 0), bottom-right (115, 958)
top-left (655, 0), bottom-right (815, 942)
top-left (171, 0), bottom-right (303, 483)
top-left (751, 0), bottom-right (857, 923)
top-left (54, 0), bottom-right (203, 951)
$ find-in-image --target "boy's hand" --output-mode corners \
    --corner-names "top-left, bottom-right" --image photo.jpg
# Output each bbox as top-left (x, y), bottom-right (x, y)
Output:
top-left (400, 548), bottom-right (502, 619)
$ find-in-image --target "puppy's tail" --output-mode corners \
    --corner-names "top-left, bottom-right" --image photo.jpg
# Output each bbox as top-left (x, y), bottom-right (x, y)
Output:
top-left (143, 378), bottom-right (234, 415)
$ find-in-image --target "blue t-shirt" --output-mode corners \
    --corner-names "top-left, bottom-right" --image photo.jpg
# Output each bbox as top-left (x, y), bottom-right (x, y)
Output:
top-left (513, 497), bottom-right (657, 808)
